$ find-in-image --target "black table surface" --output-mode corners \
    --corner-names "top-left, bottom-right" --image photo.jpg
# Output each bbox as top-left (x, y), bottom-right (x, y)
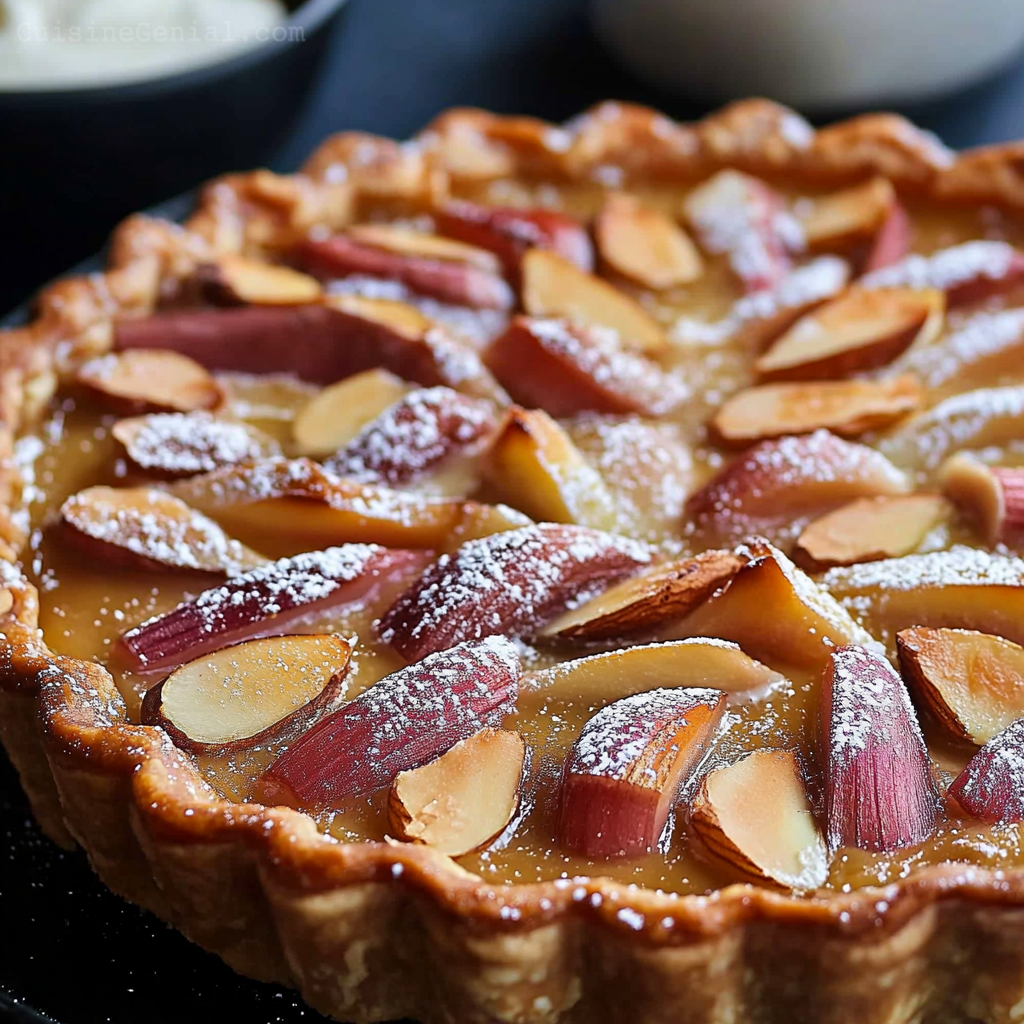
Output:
top-left (6, 1), bottom-right (1024, 1021)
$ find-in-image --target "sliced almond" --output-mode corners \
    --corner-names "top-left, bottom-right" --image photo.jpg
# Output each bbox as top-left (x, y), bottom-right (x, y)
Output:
top-left (521, 639), bottom-right (785, 712)
top-left (198, 254), bottom-right (323, 306)
top-left (293, 369), bottom-right (413, 458)
top-left (484, 406), bottom-right (617, 530)
top-left (595, 193), bottom-right (703, 289)
top-left (940, 454), bottom-right (1024, 546)
top-left (140, 634), bottom-right (352, 755)
top-left (323, 292), bottom-right (435, 337)
top-left (520, 248), bottom-right (667, 354)
top-left (691, 750), bottom-right (827, 891)
top-left (796, 178), bottom-right (896, 251)
top-left (387, 728), bottom-right (527, 856)
top-left (347, 223), bottom-right (502, 273)
top-left (755, 287), bottom-right (945, 381)
top-left (712, 375), bottom-right (923, 445)
top-left (113, 412), bottom-right (281, 478)
top-left (673, 540), bottom-right (876, 671)
top-left (540, 550), bottom-right (745, 641)
top-left (77, 350), bottom-right (223, 415)
top-left (60, 485), bottom-right (265, 575)
top-left (794, 494), bottom-right (950, 570)
top-left (897, 626), bottom-right (1024, 746)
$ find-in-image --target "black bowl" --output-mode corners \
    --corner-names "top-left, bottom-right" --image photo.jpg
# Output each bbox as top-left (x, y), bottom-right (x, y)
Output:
top-left (0, 0), bottom-right (349, 314)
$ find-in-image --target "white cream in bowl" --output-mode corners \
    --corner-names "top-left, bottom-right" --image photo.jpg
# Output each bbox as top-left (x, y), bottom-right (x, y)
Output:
top-left (592, 0), bottom-right (1024, 110)
top-left (0, 0), bottom-right (289, 90)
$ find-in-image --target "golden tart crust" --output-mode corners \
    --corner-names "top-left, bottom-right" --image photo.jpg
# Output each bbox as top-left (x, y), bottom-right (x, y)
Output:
top-left (7, 98), bottom-right (1024, 1023)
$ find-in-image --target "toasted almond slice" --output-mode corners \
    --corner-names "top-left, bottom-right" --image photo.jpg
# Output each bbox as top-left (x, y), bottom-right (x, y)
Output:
top-left (673, 540), bottom-right (876, 671)
top-left (347, 223), bottom-right (503, 273)
top-left (823, 547), bottom-right (1024, 650)
top-left (712, 375), bottom-right (923, 445)
top-left (60, 485), bottom-right (265, 575)
top-left (113, 412), bottom-right (282, 478)
top-left (691, 750), bottom-right (827, 891)
top-left (520, 249), bottom-right (667, 354)
top-left (169, 456), bottom-right (479, 554)
top-left (796, 178), bottom-right (896, 251)
top-left (521, 639), bottom-right (785, 712)
top-left (897, 626), bottom-right (1024, 746)
top-left (388, 728), bottom-right (527, 856)
top-left (794, 494), bottom-right (951, 570)
top-left (940, 455), bottom-right (1024, 546)
top-left (755, 287), bottom-right (945, 381)
top-left (198, 254), bottom-right (323, 306)
top-left (323, 292), bottom-right (435, 336)
top-left (292, 369), bottom-right (413, 458)
top-left (484, 407), bottom-right (617, 530)
top-left (77, 350), bottom-right (223, 415)
top-left (540, 550), bottom-right (744, 641)
top-left (595, 193), bottom-right (703, 289)
top-left (140, 634), bottom-right (352, 755)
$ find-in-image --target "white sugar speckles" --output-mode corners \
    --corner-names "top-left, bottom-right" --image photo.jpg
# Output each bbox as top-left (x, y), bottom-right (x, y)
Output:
top-left (828, 646), bottom-right (922, 760)
top-left (325, 387), bottom-right (495, 484)
top-left (61, 487), bottom-right (261, 575)
top-left (861, 240), bottom-right (1019, 293)
top-left (892, 309), bottom-right (1024, 390)
top-left (379, 523), bottom-right (650, 657)
top-left (879, 385), bottom-right (1024, 472)
top-left (116, 412), bottom-right (279, 476)
top-left (528, 319), bottom-right (689, 413)
top-left (569, 686), bottom-right (723, 778)
top-left (687, 430), bottom-right (908, 536)
top-left (823, 545), bottom-right (1024, 594)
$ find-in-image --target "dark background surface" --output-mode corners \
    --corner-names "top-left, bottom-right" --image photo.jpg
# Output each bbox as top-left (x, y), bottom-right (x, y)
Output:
top-left (5, 0), bottom-right (1024, 1021)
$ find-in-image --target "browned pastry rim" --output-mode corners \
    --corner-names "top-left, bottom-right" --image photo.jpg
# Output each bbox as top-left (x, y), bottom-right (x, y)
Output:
top-left (5, 99), bottom-right (1024, 1022)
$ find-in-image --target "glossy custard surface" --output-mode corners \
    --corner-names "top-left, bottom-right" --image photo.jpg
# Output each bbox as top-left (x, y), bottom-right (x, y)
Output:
top-left (22, 181), bottom-right (1024, 895)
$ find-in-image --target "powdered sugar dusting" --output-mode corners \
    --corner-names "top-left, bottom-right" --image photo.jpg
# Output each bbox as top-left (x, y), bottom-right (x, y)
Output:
top-left (379, 523), bottom-right (650, 657)
top-left (62, 487), bottom-right (261, 575)
top-left (879, 385), bottom-right (1024, 471)
top-left (824, 645), bottom-right (937, 852)
top-left (823, 545), bottom-right (1024, 594)
top-left (324, 386), bottom-right (495, 484)
top-left (266, 635), bottom-right (521, 800)
top-left (116, 412), bottom-right (279, 476)
top-left (861, 240), bottom-right (1018, 293)
top-left (951, 718), bottom-right (1024, 822)
top-left (671, 256), bottom-right (849, 347)
top-left (686, 430), bottom-right (908, 536)
top-left (568, 686), bottom-right (723, 778)
top-left (528, 318), bottom-right (689, 413)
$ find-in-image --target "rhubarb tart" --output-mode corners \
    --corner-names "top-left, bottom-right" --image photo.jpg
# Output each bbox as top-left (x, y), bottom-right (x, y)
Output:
top-left (6, 100), bottom-right (1024, 1023)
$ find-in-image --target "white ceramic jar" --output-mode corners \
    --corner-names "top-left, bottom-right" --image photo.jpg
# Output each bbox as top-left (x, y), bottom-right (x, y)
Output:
top-left (592, 0), bottom-right (1024, 110)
